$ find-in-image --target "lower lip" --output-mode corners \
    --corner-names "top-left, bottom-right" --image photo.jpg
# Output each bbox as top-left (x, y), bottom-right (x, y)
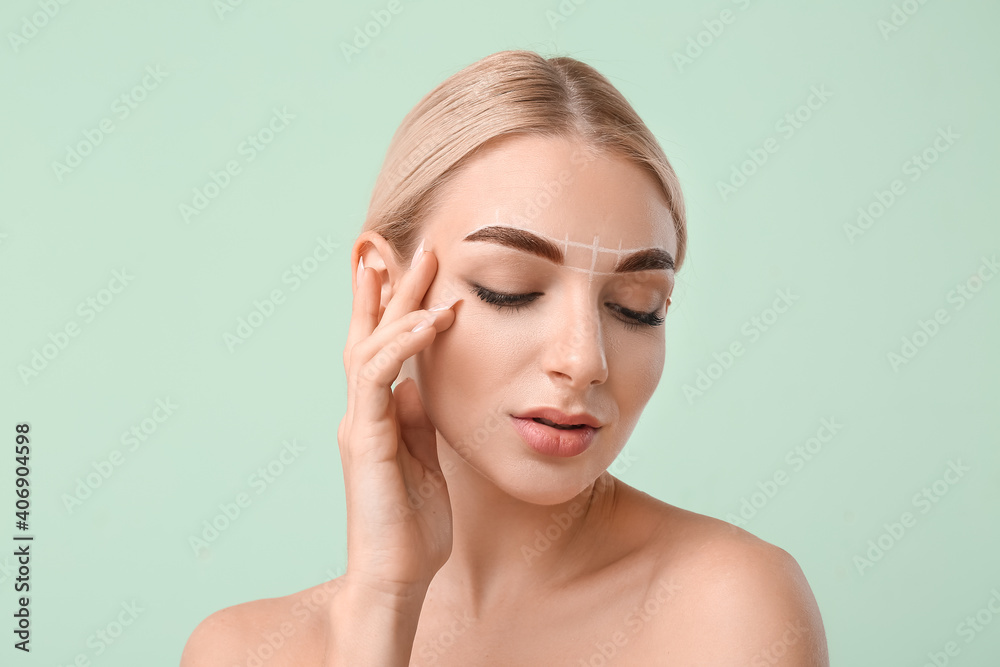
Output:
top-left (510, 416), bottom-right (596, 457)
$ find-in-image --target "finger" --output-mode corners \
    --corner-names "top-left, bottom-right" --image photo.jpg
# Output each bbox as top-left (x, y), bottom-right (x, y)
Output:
top-left (393, 378), bottom-right (441, 474)
top-left (343, 263), bottom-right (379, 376)
top-left (378, 248), bottom-right (438, 327)
top-left (350, 305), bottom-right (456, 391)
top-left (349, 297), bottom-right (461, 383)
top-left (348, 308), bottom-right (457, 459)
top-left (344, 299), bottom-right (460, 459)
top-left (342, 264), bottom-right (379, 437)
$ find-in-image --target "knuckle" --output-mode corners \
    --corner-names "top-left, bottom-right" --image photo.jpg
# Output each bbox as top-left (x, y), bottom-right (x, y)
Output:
top-left (349, 342), bottom-right (369, 368)
top-left (368, 342), bottom-right (402, 376)
top-left (360, 362), bottom-right (378, 383)
top-left (361, 354), bottom-right (390, 382)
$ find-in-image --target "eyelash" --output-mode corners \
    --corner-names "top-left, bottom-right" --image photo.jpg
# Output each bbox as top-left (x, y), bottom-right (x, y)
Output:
top-left (471, 285), bottom-right (665, 330)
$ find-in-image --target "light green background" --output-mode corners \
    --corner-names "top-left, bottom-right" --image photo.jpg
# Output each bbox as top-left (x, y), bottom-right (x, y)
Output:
top-left (2, 0), bottom-right (998, 664)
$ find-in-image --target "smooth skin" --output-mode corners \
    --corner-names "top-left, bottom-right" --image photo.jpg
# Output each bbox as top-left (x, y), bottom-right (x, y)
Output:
top-left (180, 134), bottom-right (829, 666)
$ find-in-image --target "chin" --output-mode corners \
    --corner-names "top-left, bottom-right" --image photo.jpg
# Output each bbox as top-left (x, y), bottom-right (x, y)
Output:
top-left (494, 474), bottom-right (599, 506)
top-left (439, 414), bottom-right (621, 506)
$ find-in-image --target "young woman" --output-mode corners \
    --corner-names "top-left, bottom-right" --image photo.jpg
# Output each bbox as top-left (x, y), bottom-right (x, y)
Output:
top-left (182, 50), bottom-right (829, 666)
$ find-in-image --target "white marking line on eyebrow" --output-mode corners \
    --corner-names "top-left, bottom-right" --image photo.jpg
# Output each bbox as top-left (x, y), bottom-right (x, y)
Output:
top-left (588, 234), bottom-right (599, 286)
top-left (477, 217), bottom-right (671, 278)
top-left (469, 220), bottom-right (674, 292)
top-left (561, 265), bottom-right (650, 277)
top-left (476, 222), bottom-right (656, 258)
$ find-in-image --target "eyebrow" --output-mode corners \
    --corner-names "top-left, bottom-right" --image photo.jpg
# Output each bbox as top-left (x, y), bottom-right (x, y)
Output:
top-left (462, 225), bottom-right (675, 273)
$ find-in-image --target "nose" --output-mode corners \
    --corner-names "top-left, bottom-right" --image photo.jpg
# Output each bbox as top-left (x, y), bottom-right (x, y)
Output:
top-left (540, 291), bottom-right (608, 389)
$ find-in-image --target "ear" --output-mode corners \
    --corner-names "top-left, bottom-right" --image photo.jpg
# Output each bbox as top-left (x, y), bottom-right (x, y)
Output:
top-left (352, 231), bottom-right (407, 322)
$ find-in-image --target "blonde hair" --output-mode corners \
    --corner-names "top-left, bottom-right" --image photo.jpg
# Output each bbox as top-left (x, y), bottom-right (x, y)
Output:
top-left (363, 50), bottom-right (687, 271)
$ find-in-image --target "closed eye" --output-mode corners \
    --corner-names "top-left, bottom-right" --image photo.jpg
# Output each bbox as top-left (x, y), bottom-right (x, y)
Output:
top-left (470, 284), bottom-right (665, 330)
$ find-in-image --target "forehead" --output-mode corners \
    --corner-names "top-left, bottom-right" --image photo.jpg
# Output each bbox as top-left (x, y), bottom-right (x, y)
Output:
top-left (427, 134), bottom-right (677, 274)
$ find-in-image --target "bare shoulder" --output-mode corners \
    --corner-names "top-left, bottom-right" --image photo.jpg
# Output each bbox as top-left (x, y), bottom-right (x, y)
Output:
top-left (180, 577), bottom-right (344, 666)
top-left (616, 481), bottom-right (830, 666)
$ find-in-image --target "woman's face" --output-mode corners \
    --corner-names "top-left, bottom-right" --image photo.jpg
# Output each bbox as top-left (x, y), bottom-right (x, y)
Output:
top-left (404, 133), bottom-right (678, 505)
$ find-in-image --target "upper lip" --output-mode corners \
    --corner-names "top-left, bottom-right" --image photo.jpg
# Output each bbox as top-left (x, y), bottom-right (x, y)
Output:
top-left (513, 407), bottom-right (602, 429)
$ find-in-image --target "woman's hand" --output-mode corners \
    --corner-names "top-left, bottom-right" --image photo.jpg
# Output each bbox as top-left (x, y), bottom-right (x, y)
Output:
top-left (337, 243), bottom-right (459, 599)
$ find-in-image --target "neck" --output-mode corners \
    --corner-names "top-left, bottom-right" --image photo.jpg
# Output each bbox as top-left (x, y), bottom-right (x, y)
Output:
top-left (430, 435), bottom-right (618, 616)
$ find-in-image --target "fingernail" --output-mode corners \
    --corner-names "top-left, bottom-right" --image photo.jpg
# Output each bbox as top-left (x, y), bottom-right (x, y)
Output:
top-left (356, 256), bottom-right (365, 286)
top-left (410, 238), bottom-right (425, 269)
top-left (429, 296), bottom-right (460, 312)
top-left (411, 316), bottom-right (434, 332)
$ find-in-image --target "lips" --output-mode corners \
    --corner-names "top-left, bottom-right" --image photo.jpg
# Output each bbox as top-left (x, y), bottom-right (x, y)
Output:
top-left (532, 417), bottom-right (584, 430)
top-left (512, 407), bottom-right (602, 429)
top-left (510, 416), bottom-right (596, 457)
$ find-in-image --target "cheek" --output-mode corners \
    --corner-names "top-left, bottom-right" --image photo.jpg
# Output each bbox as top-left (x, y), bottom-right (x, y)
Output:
top-left (419, 290), bottom-right (533, 384)
top-left (413, 305), bottom-right (516, 435)
top-left (609, 332), bottom-right (664, 409)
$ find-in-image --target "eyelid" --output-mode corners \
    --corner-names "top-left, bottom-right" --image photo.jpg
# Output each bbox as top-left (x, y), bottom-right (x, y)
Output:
top-left (470, 284), bottom-right (541, 307)
top-left (610, 303), bottom-right (665, 328)
top-left (471, 283), bottom-right (664, 327)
